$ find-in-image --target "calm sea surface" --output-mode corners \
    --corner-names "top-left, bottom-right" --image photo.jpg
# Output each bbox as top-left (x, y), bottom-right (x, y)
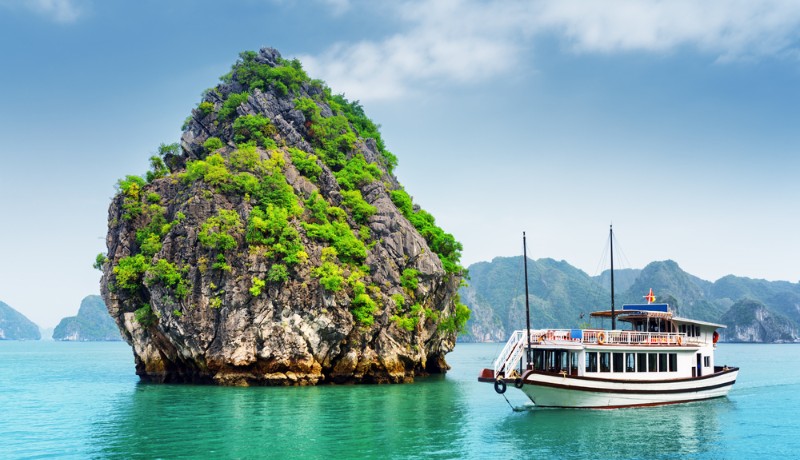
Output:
top-left (1, 341), bottom-right (798, 459)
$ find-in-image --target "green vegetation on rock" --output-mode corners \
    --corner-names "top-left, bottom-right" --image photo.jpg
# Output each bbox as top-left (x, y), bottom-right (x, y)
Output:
top-left (102, 48), bottom-right (467, 384)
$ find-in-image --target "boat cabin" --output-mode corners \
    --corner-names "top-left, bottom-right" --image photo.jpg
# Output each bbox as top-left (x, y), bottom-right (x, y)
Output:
top-left (496, 303), bottom-right (726, 382)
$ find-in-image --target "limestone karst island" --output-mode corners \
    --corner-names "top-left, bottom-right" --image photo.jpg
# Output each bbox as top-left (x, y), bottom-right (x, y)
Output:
top-left (99, 48), bottom-right (469, 386)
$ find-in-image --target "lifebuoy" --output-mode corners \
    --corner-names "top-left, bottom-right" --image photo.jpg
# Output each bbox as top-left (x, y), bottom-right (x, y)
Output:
top-left (514, 378), bottom-right (524, 389)
top-left (713, 331), bottom-right (720, 344)
top-left (494, 378), bottom-right (507, 394)
top-left (597, 331), bottom-right (607, 345)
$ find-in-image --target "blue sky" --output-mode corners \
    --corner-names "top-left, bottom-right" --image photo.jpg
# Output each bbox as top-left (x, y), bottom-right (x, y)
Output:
top-left (1, 0), bottom-right (799, 328)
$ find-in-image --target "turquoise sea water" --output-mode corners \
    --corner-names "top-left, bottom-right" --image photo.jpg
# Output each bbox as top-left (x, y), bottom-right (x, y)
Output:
top-left (1, 342), bottom-right (798, 459)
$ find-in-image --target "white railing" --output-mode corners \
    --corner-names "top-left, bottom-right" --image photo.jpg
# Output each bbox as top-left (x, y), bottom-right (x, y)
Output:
top-left (528, 328), bottom-right (691, 346)
top-left (493, 330), bottom-right (525, 377)
top-left (493, 328), bottom-right (700, 377)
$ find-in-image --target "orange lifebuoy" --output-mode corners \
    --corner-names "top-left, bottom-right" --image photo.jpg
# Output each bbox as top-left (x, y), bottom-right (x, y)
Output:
top-left (597, 331), bottom-right (607, 345)
top-left (713, 331), bottom-right (720, 344)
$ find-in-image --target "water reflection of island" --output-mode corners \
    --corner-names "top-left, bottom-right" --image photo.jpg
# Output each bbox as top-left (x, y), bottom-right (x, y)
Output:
top-left (93, 377), bottom-right (469, 458)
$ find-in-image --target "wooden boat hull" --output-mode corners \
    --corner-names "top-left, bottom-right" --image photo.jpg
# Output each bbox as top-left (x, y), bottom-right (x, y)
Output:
top-left (481, 366), bottom-right (739, 409)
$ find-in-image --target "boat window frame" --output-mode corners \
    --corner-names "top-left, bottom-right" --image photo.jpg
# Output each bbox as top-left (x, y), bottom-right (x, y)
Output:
top-left (586, 352), bottom-right (598, 373)
top-left (625, 353), bottom-right (636, 372)
top-left (669, 353), bottom-right (678, 372)
top-left (533, 349), bottom-right (544, 370)
top-left (637, 353), bottom-right (647, 373)
top-left (612, 352), bottom-right (624, 373)
top-left (658, 353), bottom-right (668, 372)
top-left (648, 353), bottom-right (658, 372)
top-left (599, 352), bottom-right (611, 373)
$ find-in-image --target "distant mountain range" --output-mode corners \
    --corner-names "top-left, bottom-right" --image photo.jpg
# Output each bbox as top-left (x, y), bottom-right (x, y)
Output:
top-left (53, 295), bottom-right (122, 341)
top-left (0, 300), bottom-right (41, 340)
top-left (459, 257), bottom-right (799, 343)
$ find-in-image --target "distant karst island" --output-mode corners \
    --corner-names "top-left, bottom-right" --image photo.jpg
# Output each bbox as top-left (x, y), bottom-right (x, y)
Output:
top-left (53, 295), bottom-right (122, 341)
top-left (98, 47), bottom-right (468, 386)
top-left (0, 300), bottom-right (40, 340)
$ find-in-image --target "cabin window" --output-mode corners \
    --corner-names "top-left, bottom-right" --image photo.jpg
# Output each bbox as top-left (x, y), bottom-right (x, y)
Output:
top-left (669, 353), bottom-right (678, 372)
top-left (658, 353), bottom-right (668, 372)
top-left (586, 352), bottom-right (598, 372)
top-left (648, 353), bottom-right (658, 372)
top-left (612, 353), bottom-right (624, 372)
top-left (704, 356), bottom-right (711, 368)
top-left (559, 351), bottom-right (570, 372)
top-left (626, 353), bottom-right (636, 372)
top-left (545, 350), bottom-right (555, 371)
top-left (599, 352), bottom-right (611, 372)
top-left (637, 353), bottom-right (648, 373)
top-left (533, 350), bottom-right (544, 370)
top-left (570, 352), bottom-right (579, 374)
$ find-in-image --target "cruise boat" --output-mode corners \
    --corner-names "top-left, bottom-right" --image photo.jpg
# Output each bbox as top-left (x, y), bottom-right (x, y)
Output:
top-left (478, 230), bottom-right (739, 409)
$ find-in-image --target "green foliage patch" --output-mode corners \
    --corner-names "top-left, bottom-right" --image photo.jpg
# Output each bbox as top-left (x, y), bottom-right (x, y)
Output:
top-left (134, 303), bottom-right (157, 326)
top-left (226, 51), bottom-right (311, 96)
top-left (340, 190), bottom-right (376, 224)
top-left (198, 209), bottom-right (243, 251)
top-left (288, 147), bottom-right (322, 182)
top-left (218, 91), bottom-right (249, 121)
top-left (233, 114), bottom-right (277, 149)
top-left (113, 254), bottom-right (149, 292)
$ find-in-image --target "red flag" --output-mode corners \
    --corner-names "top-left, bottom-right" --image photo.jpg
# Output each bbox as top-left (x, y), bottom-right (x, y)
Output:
top-left (644, 288), bottom-right (656, 304)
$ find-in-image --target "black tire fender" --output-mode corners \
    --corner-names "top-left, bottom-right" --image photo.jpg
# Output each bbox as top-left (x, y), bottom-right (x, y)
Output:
top-left (494, 378), bottom-right (507, 394)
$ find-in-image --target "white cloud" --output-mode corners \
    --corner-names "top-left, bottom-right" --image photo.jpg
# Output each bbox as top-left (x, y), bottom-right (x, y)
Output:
top-left (0, 0), bottom-right (84, 23)
top-left (536, 0), bottom-right (800, 59)
top-left (300, 0), bottom-right (532, 100)
top-left (302, 0), bottom-right (800, 101)
top-left (318, 0), bottom-right (350, 15)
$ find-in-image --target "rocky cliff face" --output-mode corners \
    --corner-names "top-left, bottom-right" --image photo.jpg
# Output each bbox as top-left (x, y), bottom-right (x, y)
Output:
top-left (720, 299), bottom-right (799, 343)
top-left (53, 295), bottom-right (122, 341)
top-left (100, 48), bottom-right (467, 385)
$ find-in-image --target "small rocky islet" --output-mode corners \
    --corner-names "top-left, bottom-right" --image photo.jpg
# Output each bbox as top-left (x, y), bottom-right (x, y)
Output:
top-left (99, 47), bottom-right (469, 386)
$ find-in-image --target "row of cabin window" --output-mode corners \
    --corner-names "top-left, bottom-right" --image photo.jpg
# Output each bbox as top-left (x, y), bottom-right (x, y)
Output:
top-left (678, 324), bottom-right (701, 337)
top-left (531, 350), bottom-right (579, 372)
top-left (585, 352), bottom-right (678, 373)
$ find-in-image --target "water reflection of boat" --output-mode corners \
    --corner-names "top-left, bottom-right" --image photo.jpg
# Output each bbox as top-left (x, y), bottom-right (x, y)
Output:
top-left (478, 229), bottom-right (739, 409)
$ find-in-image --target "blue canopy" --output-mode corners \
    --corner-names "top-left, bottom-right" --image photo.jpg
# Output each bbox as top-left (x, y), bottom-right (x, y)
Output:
top-left (622, 303), bottom-right (668, 313)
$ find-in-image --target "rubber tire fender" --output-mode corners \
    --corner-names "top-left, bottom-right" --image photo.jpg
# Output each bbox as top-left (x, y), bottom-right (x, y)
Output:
top-left (494, 379), bottom-right (507, 394)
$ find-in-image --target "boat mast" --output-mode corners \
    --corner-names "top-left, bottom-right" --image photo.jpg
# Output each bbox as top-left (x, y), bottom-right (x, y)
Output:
top-left (610, 224), bottom-right (616, 330)
top-left (523, 232), bottom-right (532, 369)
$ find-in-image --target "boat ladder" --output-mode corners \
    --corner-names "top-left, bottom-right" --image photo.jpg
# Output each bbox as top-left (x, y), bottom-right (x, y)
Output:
top-left (493, 330), bottom-right (528, 378)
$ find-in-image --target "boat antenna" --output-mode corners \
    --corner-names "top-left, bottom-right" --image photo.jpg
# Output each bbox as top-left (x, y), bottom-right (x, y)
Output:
top-left (523, 231), bottom-right (532, 369)
top-left (610, 224), bottom-right (616, 330)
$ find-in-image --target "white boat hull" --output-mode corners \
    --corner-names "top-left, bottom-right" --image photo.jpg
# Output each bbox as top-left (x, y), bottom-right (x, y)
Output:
top-left (512, 367), bottom-right (738, 409)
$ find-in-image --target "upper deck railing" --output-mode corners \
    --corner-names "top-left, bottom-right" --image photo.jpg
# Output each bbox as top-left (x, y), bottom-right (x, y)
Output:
top-left (493, 328), bottom-right (702, 378)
